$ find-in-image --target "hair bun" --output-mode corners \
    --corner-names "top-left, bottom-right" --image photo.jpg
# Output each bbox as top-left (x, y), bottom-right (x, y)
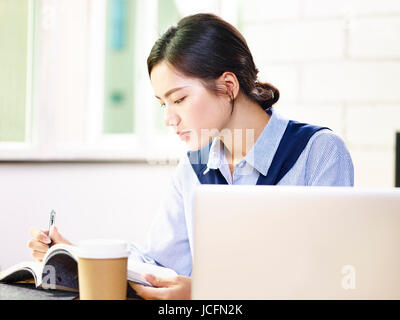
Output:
top-left (253, 81), bottom-right (280, 110)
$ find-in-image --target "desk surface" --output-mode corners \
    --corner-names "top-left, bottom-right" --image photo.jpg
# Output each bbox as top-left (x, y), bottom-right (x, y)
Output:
top-left (0, 282), bottom-right (142, 300)
top-left (0, 283), bottom-right (78, 300)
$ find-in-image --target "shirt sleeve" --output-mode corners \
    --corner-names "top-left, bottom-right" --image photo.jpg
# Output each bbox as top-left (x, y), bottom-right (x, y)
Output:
top-left (305, 130), bottom-right (354, 186)
top-left (128, 156), bottom-right (192, 276)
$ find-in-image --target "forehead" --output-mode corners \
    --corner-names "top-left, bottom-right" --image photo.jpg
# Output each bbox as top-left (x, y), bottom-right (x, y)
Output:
top-left (150, 61), bottom-right (202, 98)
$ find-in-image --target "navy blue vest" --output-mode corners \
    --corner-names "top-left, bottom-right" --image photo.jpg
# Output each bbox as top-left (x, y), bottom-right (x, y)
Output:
top-left (187, 119), bottom-right (330, 185)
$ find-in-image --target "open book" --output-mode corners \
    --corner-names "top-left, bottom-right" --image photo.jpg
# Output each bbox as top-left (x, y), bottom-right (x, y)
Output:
top-left (0, 244), bottom-right (177, 295)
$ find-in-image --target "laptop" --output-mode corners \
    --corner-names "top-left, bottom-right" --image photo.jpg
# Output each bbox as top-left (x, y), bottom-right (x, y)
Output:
top-left (192, 185), bottom-right (400, 299)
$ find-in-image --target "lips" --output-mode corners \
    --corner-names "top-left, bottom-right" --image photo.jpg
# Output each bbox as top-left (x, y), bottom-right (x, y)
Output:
top-left (177, 130), bottom-right (191, 140)
top-left (177, 130), bottom-right (191, 136)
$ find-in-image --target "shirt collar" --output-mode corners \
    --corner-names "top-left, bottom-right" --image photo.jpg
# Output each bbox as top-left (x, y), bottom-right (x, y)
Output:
top-left (205, 136), bottom-right (226, 173)
top-left (205, 108), bottom-right (289, 176)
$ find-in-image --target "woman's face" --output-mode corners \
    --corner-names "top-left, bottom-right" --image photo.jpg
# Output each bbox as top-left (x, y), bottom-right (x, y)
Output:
top-left (150, 61), bottom-right (231, 151)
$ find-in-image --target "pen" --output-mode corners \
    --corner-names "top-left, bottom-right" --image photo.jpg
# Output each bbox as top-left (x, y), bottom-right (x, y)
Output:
top-left (48, 210), bottom-right (56, 246)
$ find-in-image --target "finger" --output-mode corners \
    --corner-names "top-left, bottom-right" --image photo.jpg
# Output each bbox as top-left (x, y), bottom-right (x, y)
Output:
top-left (49, 225), bottom-right (71, 245)
top-left (27, 240), bottom-right (49, 252)
top-left (144, 274), bottom-right (176, 288)
top-left (32, 250), bottom-right (45, 261)
top-left (29, 227), bottom-right (51, 244)
top-left (50, 225), bottom-right (61, 242)
top-left (129, 282), bottom-right (169, 300)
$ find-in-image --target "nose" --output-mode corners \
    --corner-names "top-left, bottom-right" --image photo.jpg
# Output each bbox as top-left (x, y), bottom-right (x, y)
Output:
top-left (164, 105), bottom-right (180, 128)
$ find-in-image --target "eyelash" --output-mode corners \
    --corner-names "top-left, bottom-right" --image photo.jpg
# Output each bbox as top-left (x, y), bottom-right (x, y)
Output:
top-left (160, 97), bottom-right (186, 108)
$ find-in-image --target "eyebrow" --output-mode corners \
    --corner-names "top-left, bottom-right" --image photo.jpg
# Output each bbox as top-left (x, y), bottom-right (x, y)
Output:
top-left (155, 86), bottom-right (188, 100)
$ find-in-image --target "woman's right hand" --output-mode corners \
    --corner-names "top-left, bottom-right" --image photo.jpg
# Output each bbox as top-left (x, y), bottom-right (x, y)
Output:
top-left (28, 225), bottom-right (73, 262)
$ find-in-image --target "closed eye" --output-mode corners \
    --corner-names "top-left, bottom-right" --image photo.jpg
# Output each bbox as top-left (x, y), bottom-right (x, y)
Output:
top-left (159, 96), bottom-right (186, 108)
top-left (174, 96), bottom-right (186, 104)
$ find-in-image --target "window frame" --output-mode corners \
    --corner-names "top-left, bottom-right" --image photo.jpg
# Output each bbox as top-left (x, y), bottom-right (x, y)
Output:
top-left (0, 0), bottom-right (35, 158)
top-left (0, 0), bottom-right (239, 162)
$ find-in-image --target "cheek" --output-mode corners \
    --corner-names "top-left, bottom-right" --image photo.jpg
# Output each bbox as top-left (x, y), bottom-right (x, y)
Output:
top-left (184, 96), bottom-right (230, 150)
top-left (188, 95), bottom-right (229, 132)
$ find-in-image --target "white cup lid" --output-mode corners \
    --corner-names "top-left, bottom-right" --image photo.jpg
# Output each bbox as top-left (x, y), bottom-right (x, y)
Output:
top-left (77, 239), bottom-right (130, 259)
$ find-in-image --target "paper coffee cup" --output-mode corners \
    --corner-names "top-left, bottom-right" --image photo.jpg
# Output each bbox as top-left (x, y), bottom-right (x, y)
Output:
top-left (77, 239), bottom-right (130, 300)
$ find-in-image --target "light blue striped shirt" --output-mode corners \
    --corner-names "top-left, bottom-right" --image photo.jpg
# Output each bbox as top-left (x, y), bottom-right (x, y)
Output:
top-left (129, 108), bottom-right (354, 276)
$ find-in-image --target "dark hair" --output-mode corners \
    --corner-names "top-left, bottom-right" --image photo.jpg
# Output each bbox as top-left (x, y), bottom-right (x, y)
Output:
top-left (147, 13), bottom-right (279, 112)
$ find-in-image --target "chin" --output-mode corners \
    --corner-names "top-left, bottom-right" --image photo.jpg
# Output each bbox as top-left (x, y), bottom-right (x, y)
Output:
top-left (186, 136), bottom-right (211, 152)
top-left (186, 142), bottom-right (202, 152)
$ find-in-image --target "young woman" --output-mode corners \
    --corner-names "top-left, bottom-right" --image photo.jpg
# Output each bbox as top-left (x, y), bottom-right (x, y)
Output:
top-left (28, 13), bottom-right (354, 300)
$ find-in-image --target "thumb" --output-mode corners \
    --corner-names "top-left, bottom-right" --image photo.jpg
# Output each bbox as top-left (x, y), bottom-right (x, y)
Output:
top-left (49, 225), bottom-right (66, 244)
top-left (144, 274), bottom-right (175, 288)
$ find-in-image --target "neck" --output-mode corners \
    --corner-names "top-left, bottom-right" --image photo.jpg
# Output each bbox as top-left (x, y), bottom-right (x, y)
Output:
top-left (219, 93), bottom-right (271, 167)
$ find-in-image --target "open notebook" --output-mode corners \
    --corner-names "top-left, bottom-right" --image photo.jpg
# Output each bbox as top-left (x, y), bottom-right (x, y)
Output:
top-left (0, 244), bottom-right (177, 294)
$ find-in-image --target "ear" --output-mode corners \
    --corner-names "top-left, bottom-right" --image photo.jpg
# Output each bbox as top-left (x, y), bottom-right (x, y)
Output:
top-left (218, 71), bottom-right (240, 100)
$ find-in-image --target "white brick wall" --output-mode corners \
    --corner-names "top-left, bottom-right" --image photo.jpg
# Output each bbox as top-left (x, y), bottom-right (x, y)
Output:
top-left (257, 63), bottom-right (299, 103)
top-left (304, 0), bottom-right (400, 17)
top-left (301, 61), bottom-right (400, 102)
top-left (278, 103), bottom-right (346, 138)
top-left (241, 0), bottom-right (301, 22)
top-left (348, 17), bottom-right (400, 58)
top-left (240, 0), bottom-right (400, 187)
top-left (346, 104), bottom-right (400, 148)
top-left (242, 20), bottom-right (345, 62)
top-left (350, 147), bottom-right (395, 187)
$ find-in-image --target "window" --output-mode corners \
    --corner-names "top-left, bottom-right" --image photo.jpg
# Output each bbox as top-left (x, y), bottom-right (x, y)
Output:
top-left (0, 0), bottom-right (240, 161)
top-left (0, 0), bottom-right (34, 143)
top-left (104, 0), bottom-right (135, 134)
